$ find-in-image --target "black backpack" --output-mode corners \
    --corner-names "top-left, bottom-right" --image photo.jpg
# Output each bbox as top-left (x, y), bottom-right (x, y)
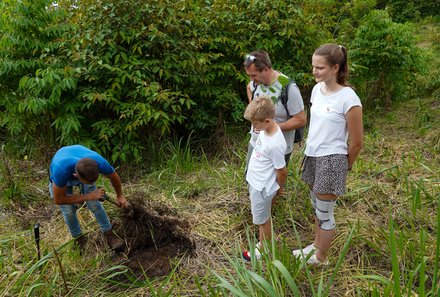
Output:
top-left (252, 79), bottom-right (304, 143)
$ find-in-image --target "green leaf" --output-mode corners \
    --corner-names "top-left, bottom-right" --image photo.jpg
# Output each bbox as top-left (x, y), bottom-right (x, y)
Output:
top-left (277, 75), bottom-right (289, 86)
top-left (272, 260), bottom-right (300, 296)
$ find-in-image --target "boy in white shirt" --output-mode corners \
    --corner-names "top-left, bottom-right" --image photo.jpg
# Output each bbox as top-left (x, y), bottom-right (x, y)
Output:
top-left (242, 96), bottom-right (288, 261)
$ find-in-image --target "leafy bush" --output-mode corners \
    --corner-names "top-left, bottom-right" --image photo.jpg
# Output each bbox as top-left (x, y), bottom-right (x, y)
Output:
top-left (60, 0), bottom-right (207, 161)
top-left (349, 10), bottom-right (426, 108)
top-left (0, 0), bottom-right (432, 163)
top-left (416, 20), bottom-right (440, 99)
top-left (0, 0), bottom-right (72, 153)
top-left (376, 0), bottom-right (440, 23)
top-left (333, 0), bottom-right (376, 42)
top-left (0, 0), bottom-right (209, 161)
top-left (1, 0), bottom-right (331, 162)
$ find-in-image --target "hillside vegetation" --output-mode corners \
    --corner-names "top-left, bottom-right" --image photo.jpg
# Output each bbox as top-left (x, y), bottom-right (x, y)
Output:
top-left (0, 95), bottom-right (439, 296)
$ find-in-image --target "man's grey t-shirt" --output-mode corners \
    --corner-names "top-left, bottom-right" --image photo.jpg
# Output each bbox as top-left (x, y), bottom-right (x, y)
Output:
top-left (249, 73), bottom-right (304, 154)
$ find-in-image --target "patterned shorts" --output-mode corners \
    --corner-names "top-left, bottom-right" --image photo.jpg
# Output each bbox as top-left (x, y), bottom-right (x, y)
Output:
top-left (301, 154), bottom-right (349, 197)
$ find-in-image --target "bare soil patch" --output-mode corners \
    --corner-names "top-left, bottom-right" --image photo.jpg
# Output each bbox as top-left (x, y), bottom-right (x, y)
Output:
top-left (114, 194), bottom-right (196, 278)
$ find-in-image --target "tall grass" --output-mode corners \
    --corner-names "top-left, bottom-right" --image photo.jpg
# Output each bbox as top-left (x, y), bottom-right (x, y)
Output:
top-left (355, 183), bottom-right (439, 296)
top-left (0, 229), bottom-right (71, 296)
top-left (432, 193), bottom-right (440, 297)
top-left (0, 226), bottom-right (186, 296)
top-left (209, 219), bottom-right (357, 296)
top-left (0, 146), bottom-right (28, 204)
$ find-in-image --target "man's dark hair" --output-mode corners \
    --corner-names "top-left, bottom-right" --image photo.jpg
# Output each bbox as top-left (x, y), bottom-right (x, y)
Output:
top-left (75, 158), bottom-right (99, 182)
top-left (243, 50), bottom-right (272, 72)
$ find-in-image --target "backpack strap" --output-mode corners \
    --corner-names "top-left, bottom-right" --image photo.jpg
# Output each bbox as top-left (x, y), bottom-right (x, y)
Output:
top-left (279, 78), bottom-right (305, 144)
top-left (279, 79), bottom-right (295, 118)
top-left (251, 81), bottom-right (258, 100)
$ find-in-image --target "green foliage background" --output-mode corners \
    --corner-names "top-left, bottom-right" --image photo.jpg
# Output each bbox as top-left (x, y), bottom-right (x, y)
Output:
top-left (0, 0), bottom-right (436, 163)
top-left (376, 0), bottom-right (440, 22)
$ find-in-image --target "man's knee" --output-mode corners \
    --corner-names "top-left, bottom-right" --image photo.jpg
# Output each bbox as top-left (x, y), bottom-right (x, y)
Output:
top-left (86, 200), bottom-right (103, 212)
top-left (59, 205), bottom-right (77, 220)
top-left (315, 198), bottom-right (336, 230)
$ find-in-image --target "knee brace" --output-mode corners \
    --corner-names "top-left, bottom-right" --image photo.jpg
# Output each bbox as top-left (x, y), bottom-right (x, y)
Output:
top-left (315, 198), bottom-right (336, 230)
top-left (309, 190), bottom-right (317, 210)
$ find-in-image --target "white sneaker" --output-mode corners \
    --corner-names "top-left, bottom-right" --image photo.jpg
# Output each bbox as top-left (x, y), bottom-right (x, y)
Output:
top-left (242, 242), bottom-right (262, 261)
top-left (292, 244), bottom-right (316, 258)
top-left (306, 253), bottom-right (329, 266)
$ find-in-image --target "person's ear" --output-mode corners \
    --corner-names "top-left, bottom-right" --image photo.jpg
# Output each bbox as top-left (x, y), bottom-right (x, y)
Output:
top-left (332, 64), bottom-right (340, 73)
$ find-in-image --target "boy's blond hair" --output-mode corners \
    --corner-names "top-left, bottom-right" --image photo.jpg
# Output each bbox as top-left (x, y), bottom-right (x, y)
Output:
top-left (244, 96), bottom-right (275, 122)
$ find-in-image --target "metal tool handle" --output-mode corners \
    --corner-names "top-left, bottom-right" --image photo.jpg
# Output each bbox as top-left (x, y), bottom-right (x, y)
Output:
top-left (34, 223), bottom-right (41, 260)
top-left (101, 194), bottom-right (120, 207)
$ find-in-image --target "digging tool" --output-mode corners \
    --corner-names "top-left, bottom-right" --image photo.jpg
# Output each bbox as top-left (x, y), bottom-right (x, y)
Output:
top-left (100, 194), bottom-right (121, 207)
top-left (34, 222), bottom-right (41, 261)
top-left (101, 194), bottom-right (134, 217)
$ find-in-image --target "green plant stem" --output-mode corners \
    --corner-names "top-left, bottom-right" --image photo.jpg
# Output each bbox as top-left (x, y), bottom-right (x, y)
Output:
top-left (389, 212), bottom-right (402, 297)
top-left (53, 248), bottom-right (69, 295)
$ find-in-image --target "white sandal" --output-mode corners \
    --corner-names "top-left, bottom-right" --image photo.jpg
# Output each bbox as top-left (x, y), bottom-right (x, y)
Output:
top-left (292, 243), bottom-right (317, 258)
top-left (306, 253), bottom-right (329, 266)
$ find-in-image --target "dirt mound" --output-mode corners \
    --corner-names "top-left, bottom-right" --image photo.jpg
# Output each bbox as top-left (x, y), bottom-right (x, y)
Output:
top-left (115, 194), bottom-right (195, 278)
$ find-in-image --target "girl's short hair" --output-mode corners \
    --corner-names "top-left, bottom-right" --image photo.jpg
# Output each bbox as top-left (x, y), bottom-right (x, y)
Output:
top-left (314, 44), bottom-right (350, 86)
top-left (244, 96), bottom-right (275, 122)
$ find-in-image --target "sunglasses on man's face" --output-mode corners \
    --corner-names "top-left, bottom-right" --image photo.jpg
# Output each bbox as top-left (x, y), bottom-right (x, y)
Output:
top-left (244, 54), bottom-right (268, 69)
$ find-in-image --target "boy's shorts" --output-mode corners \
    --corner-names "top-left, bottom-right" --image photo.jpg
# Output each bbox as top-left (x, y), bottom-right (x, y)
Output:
top-left (301, 154), bottom-right (348, 197)
top-left (249, 185), bottom-right (276, 225)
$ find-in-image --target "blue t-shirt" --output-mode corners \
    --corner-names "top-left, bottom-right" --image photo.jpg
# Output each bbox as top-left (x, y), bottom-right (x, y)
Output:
top-left (49, 145), bottom-right (114, 187)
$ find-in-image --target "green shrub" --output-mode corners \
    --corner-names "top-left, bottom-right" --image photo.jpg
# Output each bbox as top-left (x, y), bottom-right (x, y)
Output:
top-left (61, 0), bottom-right (205, 161)
top-left (1, 0), bottom-right (331, 163)
top-left (415, 20), bottom-right (440, 99)
top-left (334, 0), bottom-right (376, 42)
top-left (1, 1), bottom-right (430, 163)
top-left (0, 0), bottom-right (72, 152)
top-left (349, 10), bottom-right (426, 108)
top-left (376, 0), bottom-right (440, 23)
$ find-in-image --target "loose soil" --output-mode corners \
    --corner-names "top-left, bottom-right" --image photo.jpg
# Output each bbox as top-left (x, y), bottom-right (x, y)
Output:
top-left (9, 190), bottom-right (196, 280)
top-left (114, 194), bottom-right (196, 278)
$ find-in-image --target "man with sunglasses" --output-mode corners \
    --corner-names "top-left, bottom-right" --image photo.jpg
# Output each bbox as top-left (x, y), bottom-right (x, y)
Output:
top-left (244, 50), bottom-right (306, 181)
top-left (49, 144), bottom-right (129, 253)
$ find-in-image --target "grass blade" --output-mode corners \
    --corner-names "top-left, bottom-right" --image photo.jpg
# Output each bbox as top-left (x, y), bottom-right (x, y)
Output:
top-left (211, 270), bottom-right (249, 297)
top-left (272, 260), bottom-right (300, 297)
top-left (389, 211), bottom-right (402, 297)
top-left (324, 222), bottom-right (357, 296)
top-left (431, 193), bottom-right (440, 295)
top-left (248, 270), bottom-right (278, 296)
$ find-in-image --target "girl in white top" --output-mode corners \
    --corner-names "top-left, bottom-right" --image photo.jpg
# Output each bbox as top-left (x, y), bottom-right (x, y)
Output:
top-left (292, 44), bottom-right (363, 265)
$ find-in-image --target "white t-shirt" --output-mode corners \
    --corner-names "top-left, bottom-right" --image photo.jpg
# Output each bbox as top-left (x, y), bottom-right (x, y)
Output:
top-left (304, 82), bottom-right (362, 157)
top-left (246, 125), bottom-right (287, 196)
top-left (249, 73), bottom-right (304, 154)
